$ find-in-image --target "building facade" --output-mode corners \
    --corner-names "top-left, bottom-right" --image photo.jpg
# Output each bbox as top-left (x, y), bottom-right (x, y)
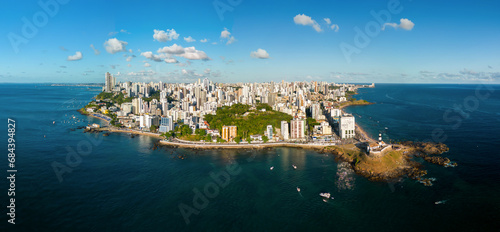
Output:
top-left (222, 126), bottom-right (237, 142)
top-left (339, 114), bottom-right (355, 139)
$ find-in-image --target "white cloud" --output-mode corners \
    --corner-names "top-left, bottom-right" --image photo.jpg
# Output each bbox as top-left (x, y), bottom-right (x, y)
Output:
top-left (250, 48), bottom-right (270, 59)
top-left (181, 47), bottom-right (210, 60)
top-left (164, 57), bottom-right (179, 63)
top-left (67, 51), bottom-right (82, 61)
top-left (126, 56), bottom-right (133, 62)
top-left (331, 24), bottom-right (339, 32)
top-left (226, 36), bottom-right (236, 44)
top-left (220, 28), bottom-right (236, 45)
top-left (383, 18), bottom-right (415, 31)
top-left (144, 63), bottom-right (151, 67)
top-left (294, 14), bottom-right (322, 32)
top-left (157, 44), bottom-right (210, 60)
top-left (204, 68), bottom-right (211, 74)
top-left (399, 18), bottom-right (415, 30)
top-left (104, 38), bottom-right (128, 54)
top-left (90, 44), bottom-right (100, 55)
top-left (221, 28), bottom-right (231, 38)
top-left (157, 44), bottom-right (185, 54)
top-left (324, 18), bottom-right (331, 25)
top-left (200, 38), bottom-right (208, 43)
top-left (140, 51), bottom-right (163, 62)
top-left (153, 29), bottom-right (179, 42)
top-left (184, 36), bottom-right (196, 42)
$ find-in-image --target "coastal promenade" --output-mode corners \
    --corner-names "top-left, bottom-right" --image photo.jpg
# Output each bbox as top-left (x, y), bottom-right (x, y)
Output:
top-left (160, 138), bottom-right (336, 149)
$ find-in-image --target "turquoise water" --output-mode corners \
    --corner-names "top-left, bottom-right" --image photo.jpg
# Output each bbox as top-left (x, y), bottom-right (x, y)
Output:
top-left (0, 84), bottom-right (499, 231)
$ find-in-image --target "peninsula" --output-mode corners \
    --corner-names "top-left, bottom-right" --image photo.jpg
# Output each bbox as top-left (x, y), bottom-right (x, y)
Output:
top-left (79, 73), bottom-right (454, 185)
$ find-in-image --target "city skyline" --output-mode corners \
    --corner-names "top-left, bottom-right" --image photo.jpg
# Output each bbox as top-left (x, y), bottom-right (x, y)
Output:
top-left (1, 0), bottom-right (500, 84)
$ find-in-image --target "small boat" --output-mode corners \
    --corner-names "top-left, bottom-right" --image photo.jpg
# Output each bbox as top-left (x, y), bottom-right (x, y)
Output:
top-left (53, 121), bottom-right (55, 124)
top-left (435, 200), bottom-right (447, 205)
top-left (270, 166), bottom-right (274, 170)
top-left (385, 127), bottom-right (388, 130)
top-left (323, 199), bottom-right (327, 203)
top-left (292, 165), bottom-right (297, 169)
top-left (296, 187), bottom-right (301, 192)
top-left (319, 193), bottom-right (331, 198)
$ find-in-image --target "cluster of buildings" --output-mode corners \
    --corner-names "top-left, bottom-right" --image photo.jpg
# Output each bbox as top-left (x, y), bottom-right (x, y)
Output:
top-left (90, 72), bottom-right (373, 142)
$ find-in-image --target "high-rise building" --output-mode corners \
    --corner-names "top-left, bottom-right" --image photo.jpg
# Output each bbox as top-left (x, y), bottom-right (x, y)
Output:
top-left (339, 114), bottom-right (355, 139)
top-left (311, 103), bottom-right (321, 120)
top-left (290, 118), bottom-right (305, 139)
top-left (222, 126), bottom-right (237, 142)
top-left (159, 116), bottom-right (173, 133)
top-left (105, 72), bottom-right (113, 92)
top-left (266, 125), bottom-right (273, 139)
top-left (281, 121), bottom-right (289, 140)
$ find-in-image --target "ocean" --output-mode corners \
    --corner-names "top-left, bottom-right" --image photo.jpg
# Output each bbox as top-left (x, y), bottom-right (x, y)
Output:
top-left (0, 83), bottom-right (499, 231)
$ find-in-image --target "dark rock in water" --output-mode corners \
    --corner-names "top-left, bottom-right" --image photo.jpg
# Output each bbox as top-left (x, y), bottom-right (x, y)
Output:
top-left (70, 128), bottom-right (76, 131)
top-left (77, 126), bottom-right (85, 129)
top-left (103, 133), bottom-right (110, 136)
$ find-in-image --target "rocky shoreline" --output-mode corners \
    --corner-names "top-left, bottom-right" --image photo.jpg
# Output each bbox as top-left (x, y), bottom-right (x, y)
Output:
top-left (320, 142), bottom-right (456, 186)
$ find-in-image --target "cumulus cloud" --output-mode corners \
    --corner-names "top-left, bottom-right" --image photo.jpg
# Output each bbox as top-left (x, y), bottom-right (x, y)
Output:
top-left (220, 28), bottom-right (236, 45)
top-left (250, 48), bottom-right (270, 59)
top-left (200, 38), bottom-right (208, 43)
top-left (221, 28), bottom-right (231, 38)
top-left (140, 51), bottom-right (163, 62)
top-left (164, 57), bottom-right (179, 63)
top-left (157, 44), bottom-right (185, 54)
top-left (153, 29), bottom-right (179, 42)
top-left (104, 38), bottom-right (128, 54)
top-left (184, 36), bottom-right (196, 42)
top-left (144, 63), bottom-right (151, 67)
top-left (67, 51), bottom-right (83, 61)
top-left (126, 56), bottom-right (133, 62)
top-left (383, 18), bottom-right (415, 31)
top-left (294, 14), bottom-right (322, 32)
top-left (324, 18), bottom-right (331, 25)
top-left (90, 44), bottom-right (100, 55)
top-left (157, 44), bottom-right (210, 60)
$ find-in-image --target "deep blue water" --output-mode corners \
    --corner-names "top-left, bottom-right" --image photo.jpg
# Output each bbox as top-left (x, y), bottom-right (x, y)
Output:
top-left (0, 83), bottom-right (499, 231)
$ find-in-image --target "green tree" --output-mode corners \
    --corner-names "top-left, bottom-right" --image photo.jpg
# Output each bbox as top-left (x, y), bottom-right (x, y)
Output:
top-left (234, 136), bottom-right (241, 144)
top-left (150, 125), bottom-right (158, 132)
top-left (246, 137), bottom-right (252, 144)
top-left (180, 125), bottom-right (192, 136)
top-left (205, 134), bottom-right (212, 142)
top-left (262, 136), bottom-right (269, 143)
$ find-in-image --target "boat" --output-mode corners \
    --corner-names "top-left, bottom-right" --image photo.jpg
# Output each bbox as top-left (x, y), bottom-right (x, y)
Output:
top-left (296, 187), bottom-right (301, 192)
top-left (292, 165), bottom-right (297, 169)
top-left (270, 166), bottom-right (274, 170)
top-left (319, 193), bottom-right (331, 198)
top-left (435, 200), bottom-right (447, 205)
top-left (53, 121), bottom-right (55, 124)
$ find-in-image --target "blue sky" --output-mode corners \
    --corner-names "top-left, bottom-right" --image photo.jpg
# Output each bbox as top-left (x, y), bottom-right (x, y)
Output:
top-left (1, 0), bottom-right (499, 83)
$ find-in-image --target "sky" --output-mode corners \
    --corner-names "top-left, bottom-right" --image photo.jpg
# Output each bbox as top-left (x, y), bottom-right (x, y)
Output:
top-left (1, 0), bottom-right (499, 84)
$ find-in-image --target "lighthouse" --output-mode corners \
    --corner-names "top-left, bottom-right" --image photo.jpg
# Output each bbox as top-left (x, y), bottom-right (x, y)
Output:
top-left (378, 133), bottom-right (382, 147)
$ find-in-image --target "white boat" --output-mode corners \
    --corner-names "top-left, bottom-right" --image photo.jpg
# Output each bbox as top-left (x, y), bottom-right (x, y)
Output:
top-left (292, 165), bottom-right (297, 169)
top-left (270, 166), bottom-right (274, 170)
top-left (53, 121), bottom-right (55, 124)
top-left (435, 200), bottom-right (447, 205)
top-left (319, 193), bottom-right (331, 198)
top-left (296, 187), bottom-right (301, 192)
